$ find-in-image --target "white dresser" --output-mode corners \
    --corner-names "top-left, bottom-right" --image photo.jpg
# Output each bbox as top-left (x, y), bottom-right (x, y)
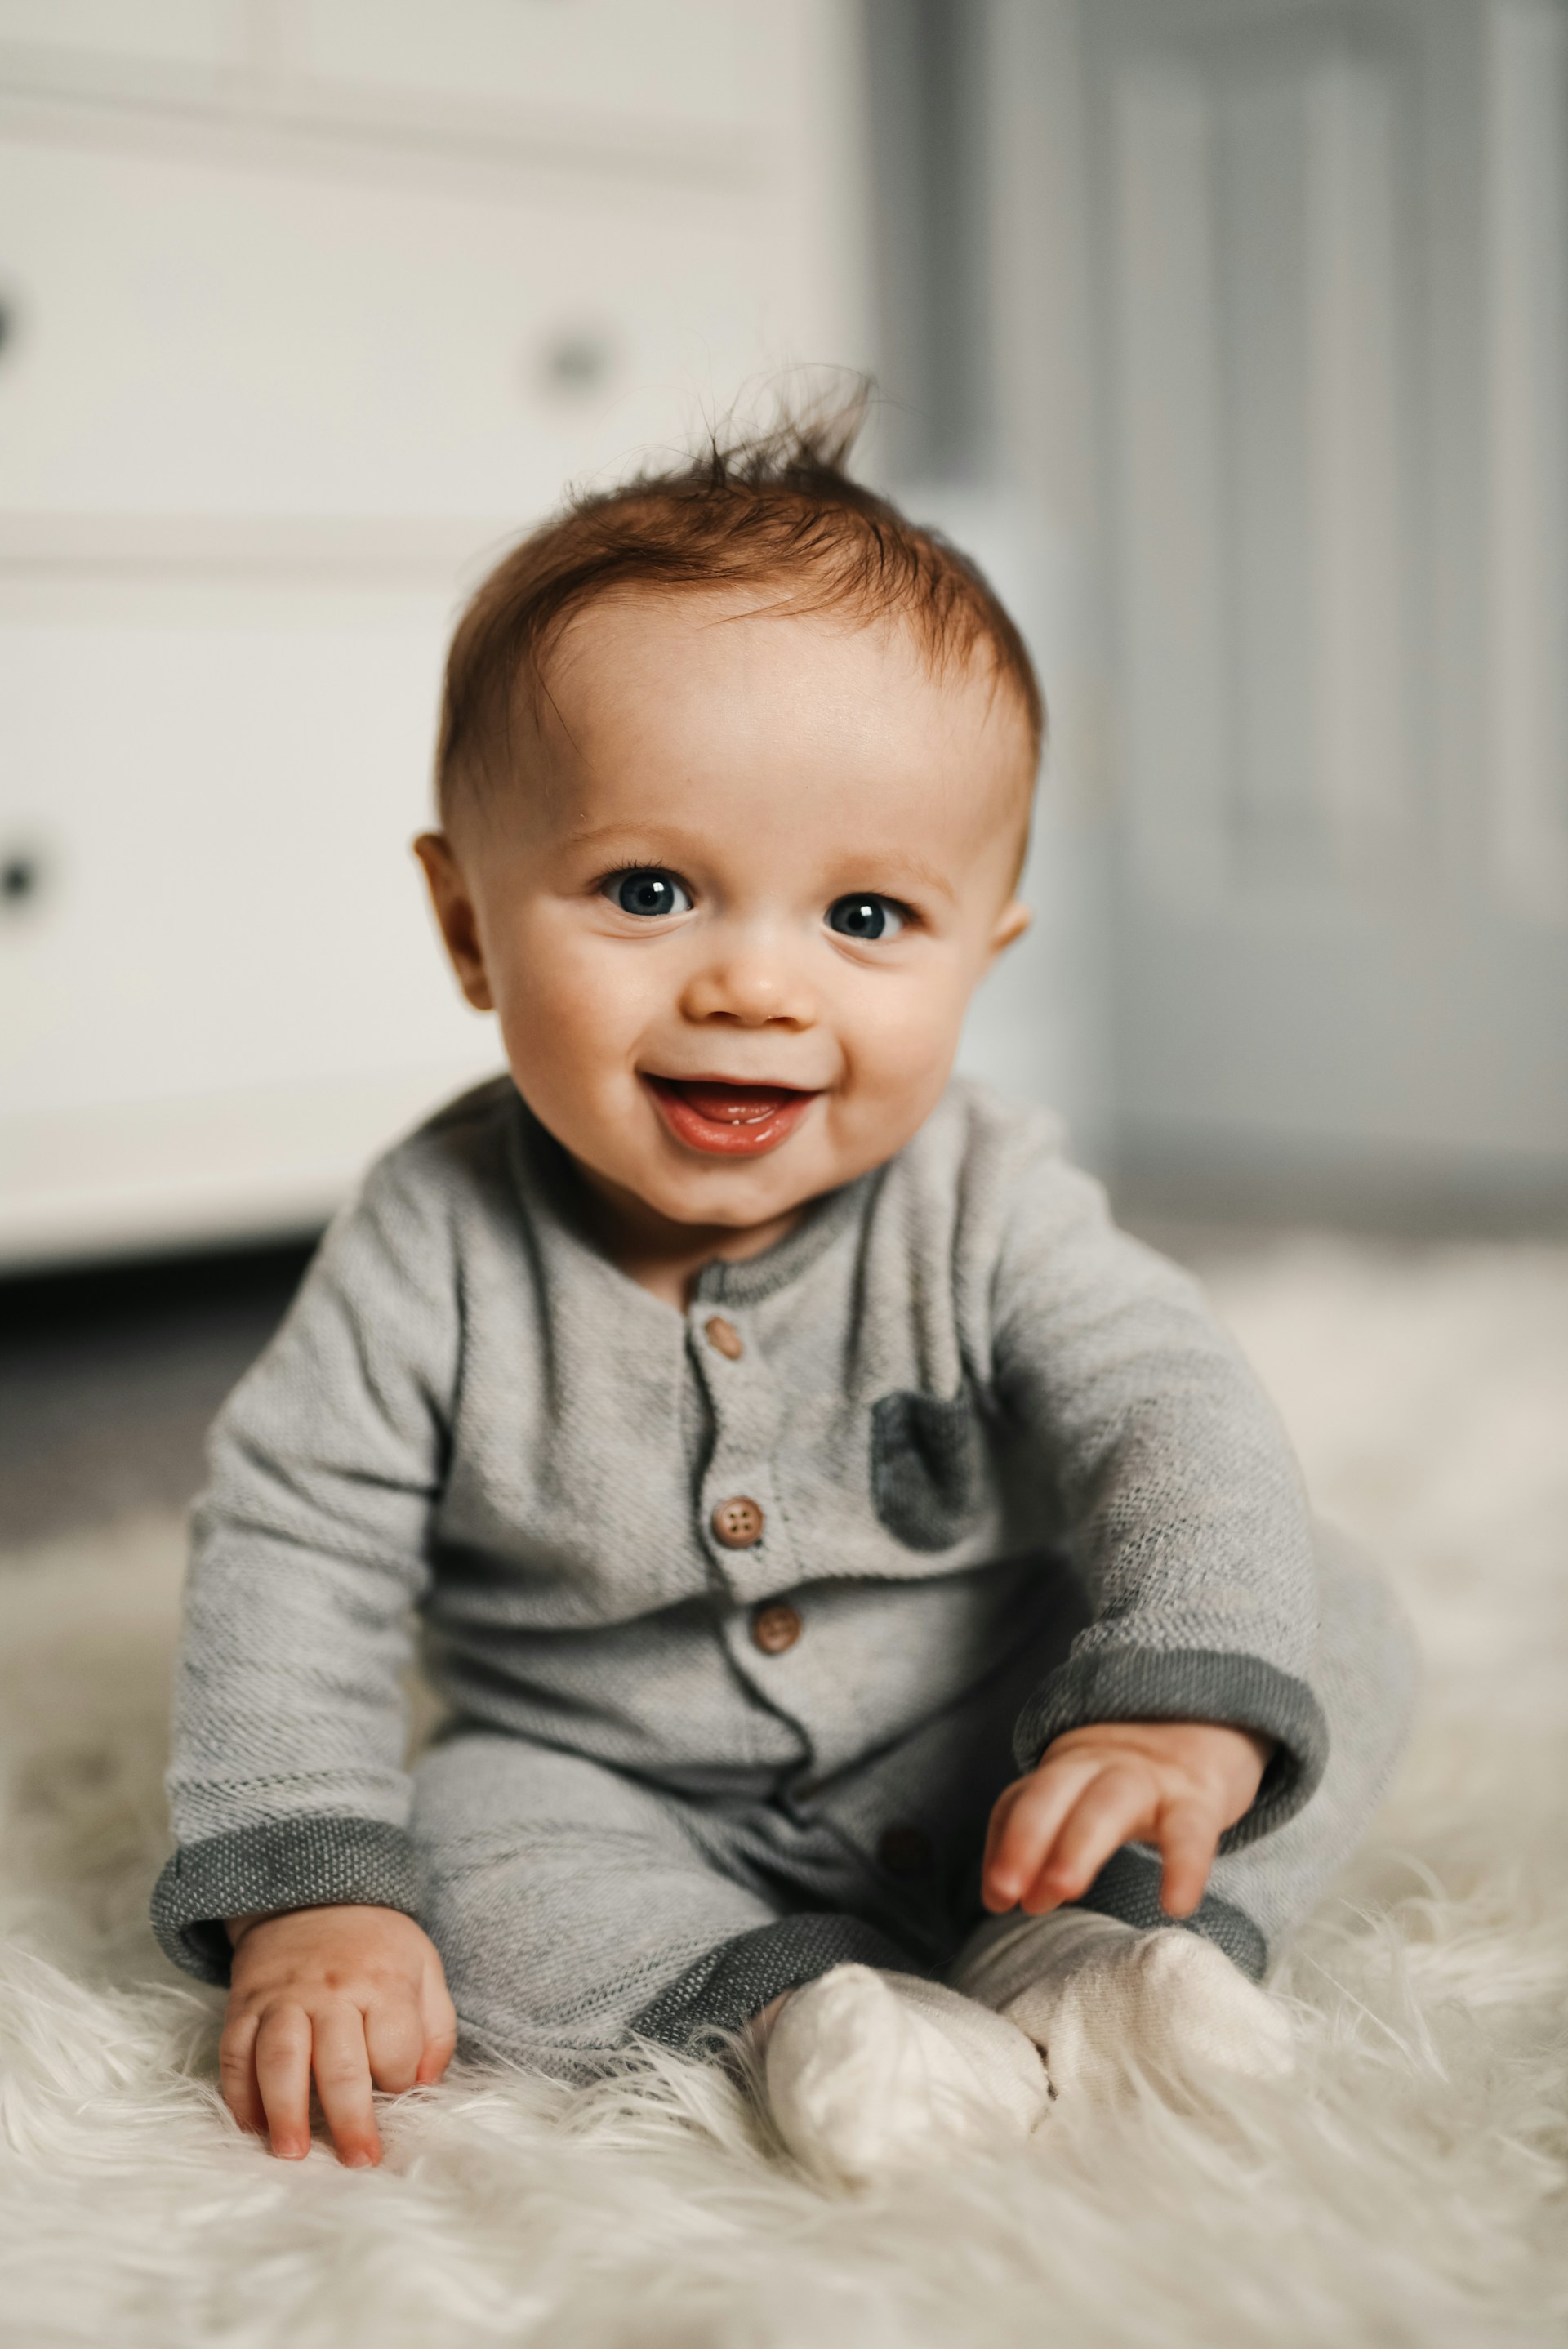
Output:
top-left (0, 0), bottom-right (872, 1264)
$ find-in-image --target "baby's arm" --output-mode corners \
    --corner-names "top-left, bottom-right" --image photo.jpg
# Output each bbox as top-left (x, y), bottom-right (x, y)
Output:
top-left (153, 1141), bottom-right (466, 2159)
top-left (221, 1906), bottom-right (457, 2165)
top-left (982, 1720), bottom-right (1272, 1919)
top-left (987, 1123), bottom-right (1327, 1858)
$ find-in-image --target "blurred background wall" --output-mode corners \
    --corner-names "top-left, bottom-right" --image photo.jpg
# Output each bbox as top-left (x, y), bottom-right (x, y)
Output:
top-left (875, 0), bottom-right (1568, 1230)
top-left (2, 0), bottom-right (1566, 1282)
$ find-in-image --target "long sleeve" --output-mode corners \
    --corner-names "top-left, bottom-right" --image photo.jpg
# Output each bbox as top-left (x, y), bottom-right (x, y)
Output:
top-left (991, 1146), bottom-right (1326, 1845)
top-left (151, 1147), bottom-right (459, 1982)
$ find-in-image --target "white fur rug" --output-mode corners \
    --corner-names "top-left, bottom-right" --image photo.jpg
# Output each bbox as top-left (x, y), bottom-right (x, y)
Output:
top-left (2, 1235), bottom-right (1566, 2347)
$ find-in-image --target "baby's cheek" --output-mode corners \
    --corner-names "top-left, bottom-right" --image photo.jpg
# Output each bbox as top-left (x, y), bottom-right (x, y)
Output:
top-left (497, 931), bottom-right (638, 1091)
top-left (847, 987), bottom-right (967, 1122)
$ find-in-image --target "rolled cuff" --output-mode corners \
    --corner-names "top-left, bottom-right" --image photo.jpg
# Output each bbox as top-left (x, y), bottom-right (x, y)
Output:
top-left (150, 1816), bottom-right (421, 1984)
top-left (1073, 1847), bottom-right (1267, 1977)
top-left (1012, 1647), bottom-right (1330, 1848)
top-left (630, 1913), bottom-right (925, 2052)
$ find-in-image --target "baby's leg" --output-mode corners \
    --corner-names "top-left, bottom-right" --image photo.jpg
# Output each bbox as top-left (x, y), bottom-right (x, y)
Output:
top-left (955, 1524), bottom-right (1419, 2102)
top-left (412, 1727), bottom-right (1049, 2180)
top-left (413, 1727), bottom-right (972, 2095)
top-left (411, 1731), bottom-right (791, 2079)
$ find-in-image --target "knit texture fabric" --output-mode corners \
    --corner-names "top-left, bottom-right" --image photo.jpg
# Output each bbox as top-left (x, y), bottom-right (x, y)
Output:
top-left (632, 1916), bottom-right (924, 2050)
top-left (385, 1537), bottom-right (1412, 2086)
top-left (1013, 1650), bottom-right (1328, 1850)
top-left (151, 1818), bottom-right (419, 1984)
top-left (154, 1076), bottom-right (1331, 1981)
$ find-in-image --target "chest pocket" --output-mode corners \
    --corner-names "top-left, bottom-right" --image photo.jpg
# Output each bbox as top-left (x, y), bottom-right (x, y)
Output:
top-left (871, 1387), bottom-right (989, 1553)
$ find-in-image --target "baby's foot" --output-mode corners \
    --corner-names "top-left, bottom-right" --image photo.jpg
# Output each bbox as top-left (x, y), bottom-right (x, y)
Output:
top-left (953, 1909), bottom-right (1294, 2106)
top-left (760, 1963), bottom-right (1050, 2187)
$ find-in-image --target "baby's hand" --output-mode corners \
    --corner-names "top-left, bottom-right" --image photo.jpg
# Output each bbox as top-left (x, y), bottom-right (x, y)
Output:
top-left (981, 1721), bottom-right (1272, 1921)
top-left (220, 1905), bottom-right (457, 2167)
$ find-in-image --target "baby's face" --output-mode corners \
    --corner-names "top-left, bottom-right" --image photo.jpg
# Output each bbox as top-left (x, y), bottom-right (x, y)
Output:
top-left (421, 591), bottom-right (1031, 1240)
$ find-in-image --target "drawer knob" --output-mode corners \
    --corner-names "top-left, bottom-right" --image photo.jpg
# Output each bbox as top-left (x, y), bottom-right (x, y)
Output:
top-left (539, 329), bottom-right (614, 397)
top-left (1, 849), bottom-right (42, 908)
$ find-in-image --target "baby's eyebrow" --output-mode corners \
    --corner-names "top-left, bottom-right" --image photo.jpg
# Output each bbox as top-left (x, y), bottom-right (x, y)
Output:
top-left (556, 821), bottom-right (690, 857)
top-left (860, 856), bottom-right (956, 905)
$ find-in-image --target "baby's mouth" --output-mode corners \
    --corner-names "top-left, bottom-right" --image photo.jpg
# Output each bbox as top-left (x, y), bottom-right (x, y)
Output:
top-left (644, 1076), bottom-right (820, 1158)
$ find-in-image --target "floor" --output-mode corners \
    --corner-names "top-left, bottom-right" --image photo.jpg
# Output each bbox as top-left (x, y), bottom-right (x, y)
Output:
top-left (0, 1241), bottom-right (313, 1548)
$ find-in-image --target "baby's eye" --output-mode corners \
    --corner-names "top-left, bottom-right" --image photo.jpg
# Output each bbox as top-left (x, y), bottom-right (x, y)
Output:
top-left (605, 868), bottom-right (693, 919)
top-left (826, 893), bottom-right (906, 942)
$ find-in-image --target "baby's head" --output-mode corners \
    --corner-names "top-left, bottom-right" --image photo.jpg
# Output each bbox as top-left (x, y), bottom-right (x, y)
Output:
top-left (417, 412), bottom-right (1042, 1247)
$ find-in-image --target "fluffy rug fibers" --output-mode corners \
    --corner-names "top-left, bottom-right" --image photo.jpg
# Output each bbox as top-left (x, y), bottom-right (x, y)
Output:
top-left (1, 1235), bottom-right (1566, 2347)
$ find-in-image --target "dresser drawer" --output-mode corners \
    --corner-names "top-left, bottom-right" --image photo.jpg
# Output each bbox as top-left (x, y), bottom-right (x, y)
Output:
top-left (0, 132), bottom-right (784, 517)
top-left (291, 0), bottom-right (774, 146)
top-left (0, 566), bottom-right (494, 1118)
top-left (0, 562), bottom-right (510, 1260)
top-left (0, 0), bottom-right (785, 153)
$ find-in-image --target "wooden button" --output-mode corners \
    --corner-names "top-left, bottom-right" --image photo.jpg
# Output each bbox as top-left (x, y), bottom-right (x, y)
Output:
top-left (704, 1314), bottom-right (744, 1361)
top-left (751, 1601), bottom-right (802, 1654)
top-left (877, 1825), bottom-right (933, 1879)
top-left (711, 1495), bottom-right (764, 1549)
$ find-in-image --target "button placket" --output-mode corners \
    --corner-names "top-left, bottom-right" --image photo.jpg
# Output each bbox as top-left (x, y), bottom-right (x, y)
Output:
top-left (688, 1296), bottom-right (797, 1597)
top-left (691, 1291), bottom-right (817, 1776)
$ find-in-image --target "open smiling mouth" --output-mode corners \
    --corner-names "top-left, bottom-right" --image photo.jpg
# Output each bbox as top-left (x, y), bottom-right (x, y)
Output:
top-left (644, 1076), bottom-right (820, 1157)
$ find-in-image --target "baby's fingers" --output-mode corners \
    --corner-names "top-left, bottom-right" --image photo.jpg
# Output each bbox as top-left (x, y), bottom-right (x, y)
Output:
top-left (218, 2009), bottom-right (265, 2137)
top-left (981, 1778), bottom-right (1027, 1898)
top-left (1021, 1767), bottom-right (1153, 1912)
top-left (1156, 1798), bottom-right (1220, 1919)
top-left (364, 1992), bottom-right (425, 2096)
top-left (983, 1755), bottom-right (1100, 1910)
top-left (417, 1962), bottom-right (459, 2087)
top-left (253, 2003), bottom-right (314, 2161)
top-left (312, 2006), bottom-right (381, 2168)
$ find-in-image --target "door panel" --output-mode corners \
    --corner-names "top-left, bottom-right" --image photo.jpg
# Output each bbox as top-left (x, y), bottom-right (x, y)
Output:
top-left (1086, 0), bottom-right (1568, 1206)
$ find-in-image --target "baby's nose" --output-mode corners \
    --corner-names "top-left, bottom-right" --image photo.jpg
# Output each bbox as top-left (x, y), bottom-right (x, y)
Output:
top-left (679, 941), bottom-right (817, 1028)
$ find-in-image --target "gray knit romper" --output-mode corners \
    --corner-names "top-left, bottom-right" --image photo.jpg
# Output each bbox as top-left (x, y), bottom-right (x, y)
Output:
top-left (152, 1077), bottom-right (1415, 2079)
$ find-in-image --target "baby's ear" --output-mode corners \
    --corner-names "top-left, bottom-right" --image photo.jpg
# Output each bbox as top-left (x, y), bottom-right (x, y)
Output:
top-left (989, 898), bottom-right (1031, 960)
top-left (413, 833), bottom-right (494, 1011)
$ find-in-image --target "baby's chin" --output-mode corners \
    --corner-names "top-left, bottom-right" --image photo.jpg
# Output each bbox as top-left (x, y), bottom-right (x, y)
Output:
top-left (595, 1126), bottom-right (844, 1233)
top-left (636, 1154), bottom-right (839, 1232)
top-left (639, 1129), bottom-right (916, 1234)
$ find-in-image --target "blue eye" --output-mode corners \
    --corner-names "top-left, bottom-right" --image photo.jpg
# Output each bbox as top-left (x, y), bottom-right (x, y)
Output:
top-left (607, 868), bottom-right (693, 918)
top-left (827, 893), bottom-right (905, 942)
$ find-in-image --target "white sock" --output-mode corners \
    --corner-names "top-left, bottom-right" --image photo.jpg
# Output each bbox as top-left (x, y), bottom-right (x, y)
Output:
top-left (760, 1963), bottom-right (1051, 2187)
top-left (951, 1909), bottom-right (1294, 2106)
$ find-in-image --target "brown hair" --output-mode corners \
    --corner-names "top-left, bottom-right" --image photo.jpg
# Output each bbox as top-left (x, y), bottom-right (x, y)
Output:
top-left (434, 394), bottom-right (1044, 823)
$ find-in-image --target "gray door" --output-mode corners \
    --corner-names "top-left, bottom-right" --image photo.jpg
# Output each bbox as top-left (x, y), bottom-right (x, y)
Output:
top-left (1084, 0), bottom-right (1568, 1220)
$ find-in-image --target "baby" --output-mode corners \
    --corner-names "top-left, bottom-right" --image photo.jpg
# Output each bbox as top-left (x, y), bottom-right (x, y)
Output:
top-left (153, 417), bottom-right (1414, 2186)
